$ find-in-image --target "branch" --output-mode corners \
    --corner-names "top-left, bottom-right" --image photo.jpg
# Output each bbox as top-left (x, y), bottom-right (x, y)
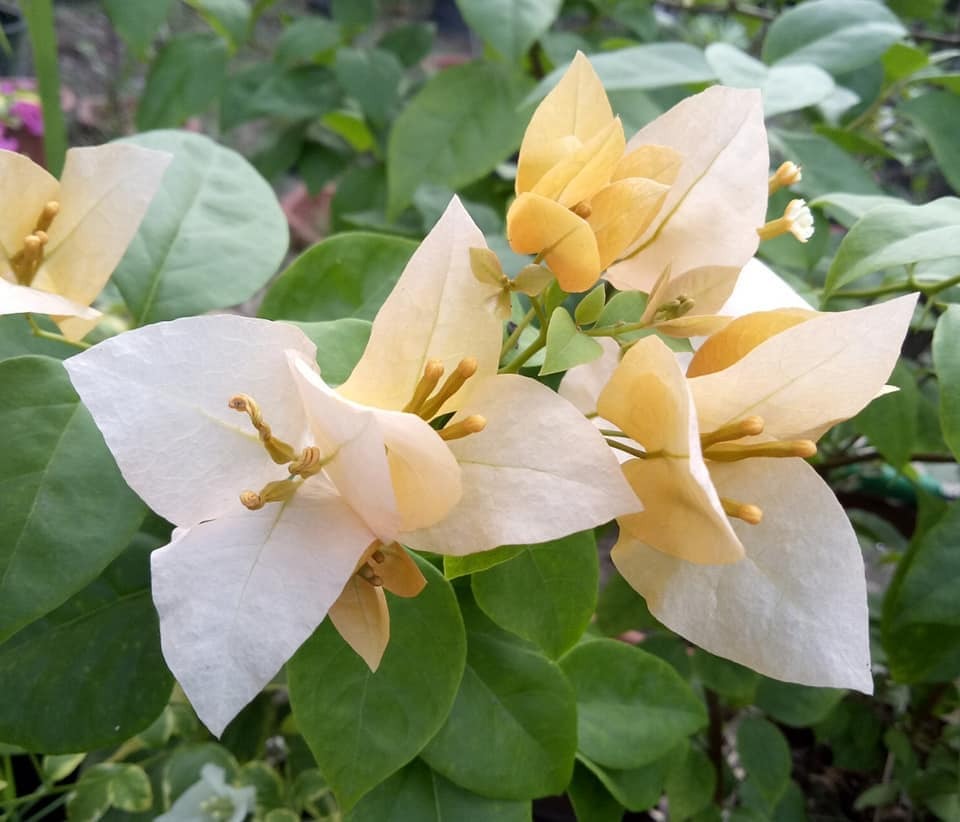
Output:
top-left (819, 450), bottom-right (956, 469)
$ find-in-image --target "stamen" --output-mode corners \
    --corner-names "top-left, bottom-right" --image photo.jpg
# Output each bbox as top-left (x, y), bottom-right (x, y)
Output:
top-left (418, 357), bottom-right (478, 420)
top-left (757, 199), bottom-right (814, 243)
top-left (372, 549), bottom-right (385, 564)
top-left (289, 446), bottom-right (325, 477)
top-left (228, 393), bottom-right (297, 464)
top-left (241, 478), bottom-right (301, 509)
top-left (768, 161), bottom-right (802, 195)
top-left (704, 439), bottom-right (817, 462)
top-left (438, 414), bottom-right (487, 441)
top-left (721, 497), bottom-right (763, 525)
top-left (357, 563), bottom-right (384, 587)
top-left (571, 201), bottom-right (592, 219)
top-left (403, 360), bottom-right (444, 414)
top-left (240, 490), bottom-right (263, 510)
top-left (653, 295), bottom-right (695, 323)
top-left (36, 201), bottom-right (60, 232)
top-left (699, 416), bottom-right (765, 449)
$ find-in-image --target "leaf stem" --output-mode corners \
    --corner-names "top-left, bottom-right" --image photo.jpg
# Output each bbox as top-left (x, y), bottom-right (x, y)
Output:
top-left (500, 329), bottom-right (546, 374)
top-left (585, 319), bottom-right (649, 337)
top-left (500, 307), bottom-right (536, 359)
top-left (25, 315), bottom-right (91, 350)
top-left (829, 272), bottom-right (960, 302)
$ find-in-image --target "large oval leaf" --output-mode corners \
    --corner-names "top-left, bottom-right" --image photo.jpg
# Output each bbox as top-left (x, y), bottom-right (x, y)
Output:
top-left (287, 555), bottom-right (466, 811)
top-left (112, 130), bottom-right (288, 325)
top-left (0, 534), bottom-right (173, 751)
top-left (346, 759), bottom-right (530, 821)
top-left (259, 233), bottom-right (416, 323)
top-left (0, 355), bottom-right (145, 644)
top-left (471, 530), bottom-right (599, 659)
top-left (454, 0), bottom-right (562, 62)
top-left (933, 306), bottom-right (960, 460)
top-left (560, 639), bottom-right (706, 770)
top-left (387, 61), bottom-right (532, 218)
top-left (762, 0), bottom-right (905, 76)
top-left (421, 596), bottom-right (577, 799)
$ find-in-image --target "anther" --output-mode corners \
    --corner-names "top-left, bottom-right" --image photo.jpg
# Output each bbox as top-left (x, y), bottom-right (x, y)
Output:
top-left (359, 564), bottom-right (376, 580)
top-left (372, 549), bottom-right (386, 564)
top-left (757, 199), bottom-right (814, 243)
top-left (36, 201), bottom-right (60, 232)
top-left (700, 416), bottom-right (765, 449)
top-left (721, 497), bottom-right (763, 525)
top-left (571, 201), bottom-right (592, 219)
top-left (418, 357), bottom-right (479, 420)
top-left (240, 490), bottom-right (263, 510)
top-left (403, 360), bottom-right (444, 414)
top-left (438, 414), bottom-right (487, 441)
top-left (228, 393), bottom-right (296, 464)
top-left (768, 161), bottom-right (802, 195)
top-left (703, 439), bottom-right (817, 462)
top-left (653, 295), bottom-right (695, 323)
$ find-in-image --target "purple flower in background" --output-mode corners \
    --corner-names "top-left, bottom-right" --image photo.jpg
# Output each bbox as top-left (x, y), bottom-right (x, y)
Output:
top-left (11, 100), bottom-right (43, 136)
top-left (0, 124), bottom-right (20, 152)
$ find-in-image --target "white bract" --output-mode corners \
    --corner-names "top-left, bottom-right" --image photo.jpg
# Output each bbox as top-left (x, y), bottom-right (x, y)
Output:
top-left (67, 198), bottom-right (637, 735)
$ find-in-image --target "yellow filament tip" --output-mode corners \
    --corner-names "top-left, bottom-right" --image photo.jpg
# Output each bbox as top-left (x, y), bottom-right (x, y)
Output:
top-left (700, 415), bottom-right (765, 449)
top-left (704, 439), bottom-right (817, 462)
top-left (403, 360), bottom-right (445, 413)
top-left (418, 357), bottom-right (479, 420)
top-left (768, 161), bottom-right (802, 195)
top-left (36, 201), bottom-right (60, 232)
top-left (571, 201), bottom-right (592, 219)
top-left (438, 414), bottom-right (487, 441)
top-left (721, 498), bottom-right (763, 525)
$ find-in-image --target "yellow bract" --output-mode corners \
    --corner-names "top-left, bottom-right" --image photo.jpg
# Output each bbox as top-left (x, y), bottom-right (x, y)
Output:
top-left (506, 52), bottom-right (675, 292)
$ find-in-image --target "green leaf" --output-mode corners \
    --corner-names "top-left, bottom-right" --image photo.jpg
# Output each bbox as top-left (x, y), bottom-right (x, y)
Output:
top-left (541, 307), bottom-right (604, 376)
top-left (42, 753), bottom-right (85, 783)
top-left (902, 92), bottom-right (960, 195)
top-left (575, 285), bottom-right (607, 326)
top-left (102, 0), bottom-right (174, 56)
top-left (184, 0), bottom-right (251, 48)
top-left (579, 747), bottom-right (683, 812)
top-left (299, 142), bottom-right (351, 194)
top-left (883, 501), bottom-right (960, 682)
top-left (705, 43), bottom-right (835, 117)
top-left (259, 232), bottom-right (417, 323)
top-left (113, 130), bottom-right (288, 325)
top-left (455, 0), bottom-right (562, 62)
top-left (761, 0), bottom-right (906, 76)
top-left (288, 555), bottom-right (466, 811)
top-left (333, 47), bottom-right (404, 125)
top-left (472, 530), bottom-right (598, 659)
top-left (68, 763), bottom-right (153, 821)
top-left (754, 678), bottom-right (844, 727)
top-left (882, 42), bottom-right (929, 81)
top-left (422, 596), bottom-right (577, 799)
top-left (163, 744), bottom-right (239, 805)
top-left (378, 22), bottom-right (436, 68)
top-left (560, 639), bottom-right (707, 770)
top-left (771, 130), bottom-right (884, 200)
top-left (221, 64), bottom-right (340, 130)
top-left (595, 570), bottom-right (659, 636)
top-left (0, 534), bottom-right (173, 752)
top-left (809, 192), bottom-right (900, 227)
top-left (595, 290), bottom-right (647, 330)
top-left (20, 0), bottom-right (67, 175)
top-left (736, 717), bottom-right (792, 810)
top-left (443, 544), bottom-right (525, 580)
top-left (665, 745), bottom-right (715, 820)
top-left (346, 759), bottom-right (530, 821)
top-left (136, 33), bottom-right (228, 129)
top-left (853, 361), bottom-right (918, 469)
top-left (824, 198), bottom-right (960, 295)
top-left (332, 0), bottom-right (375, 27)
top-left (933, 306), bottom-right (960, 460)
top-left (567, 762), bottom-right (625, 822)
top-left (0, 356), bottom-right (145, 644)
top-left (529, 44), bottom-right (715, 102)
top-left (275, 17), bottom-right (341, 67)
top-left (387, 61), bottom-right (532, 218)
top-left (692, 650), bottom-right (759, 704)
top-left (292, 318), bottom-right (372, 386)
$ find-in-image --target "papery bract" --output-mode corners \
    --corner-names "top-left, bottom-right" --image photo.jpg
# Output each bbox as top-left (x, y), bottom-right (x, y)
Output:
top-left (0, 144), bottom-right (170, 339)
top-left (561, 292), bottom-right (917, 690)
top-left (67, 197), bottom-right (638, 735)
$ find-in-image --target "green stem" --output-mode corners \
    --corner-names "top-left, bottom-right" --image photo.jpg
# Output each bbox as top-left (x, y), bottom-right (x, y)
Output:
top-left (20, 0), bottom-right (68, 176)
top-left (22, 790), bottom-right (70, 822)
top-left (25, 315), bottom-right (90, 350)
top-left (500, 306), bottom-right (535, 359)
top-left (586, 319), bottom-right (649, 337)
top-left (2, 755), bottom-right (14, 806)
top-left (605, 439), bottom-right (648, 460)
top-left (500, 330), bottom-right (545, 374)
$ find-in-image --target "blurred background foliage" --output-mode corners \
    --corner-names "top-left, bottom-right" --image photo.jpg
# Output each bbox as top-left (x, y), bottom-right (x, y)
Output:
top-left (1, 0), bottom-right (960, 819)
